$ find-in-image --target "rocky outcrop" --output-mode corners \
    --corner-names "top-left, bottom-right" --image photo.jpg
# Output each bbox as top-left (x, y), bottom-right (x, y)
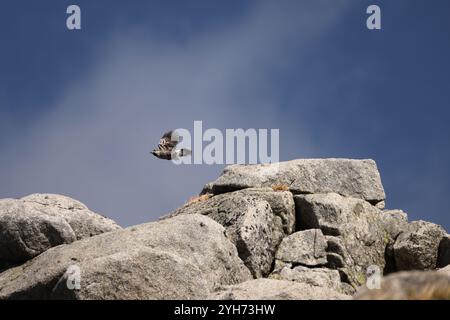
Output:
top-left (0, 194), bottom-right (120, 266)
top-left (203, 159), bottom-right (385, 205)
top-left (208, 278), bottom-right (349, 300)
top-left (0, 158), bottom-right (448, 300)
top-left (0, 214), bottom-right (251, 299)
top-left (164, 188), bottom-right (295, 278)
top-left (294, 193), bottom-right (391, 287)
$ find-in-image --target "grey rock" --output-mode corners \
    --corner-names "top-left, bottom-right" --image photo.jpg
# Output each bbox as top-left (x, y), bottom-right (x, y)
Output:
top-left (238, 188), bottom-right (296, 236)
top-left (0, 194), bottom-right (120, 265)
top-left (354, 270), bottom-right (450, 300)
top-left (52, 248), bottom-right (210, 300)
top-left (275, 229), bottom-right (328, 267)
top-left (437, 235), bottom-right (450, 268)
top-left (393, 220), bottom-right (446, 271)
top-left (325, 236), bottom-right (354, 270)
top-left (325, 236), bottom-right (351, 260)
top-left (164, 188), bottom-right (295, 278)
top-left (219, 197), bottom-right (273, 278)
top-left (295, 193), bottom-right (390, 287)
top-left (200, 182), bottom-right (213, 195)
top-left (204, 159), bottom-right (385, 204)
top-left (209, 278), bottom-right (350, 300)
top-left (0, 214), bottom-right (251, 299)
top-left (340, 282), bottom-right (357, 295)
top-left (381, 210), bottom-right (409, 239)
top-left (379, 210), bottom-right (409, 274)
top-left (326, 252), bottom-right (346, 269)
top-left (270, 264), bottom-right (342, 291)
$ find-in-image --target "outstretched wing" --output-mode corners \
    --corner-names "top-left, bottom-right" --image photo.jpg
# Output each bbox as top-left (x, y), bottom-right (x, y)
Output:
top-left (157, 130), bottom-right (180, 151)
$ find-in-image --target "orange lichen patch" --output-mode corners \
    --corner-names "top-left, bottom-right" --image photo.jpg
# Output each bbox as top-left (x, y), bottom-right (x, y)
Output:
top-left (186, 193), bottom-right (212, 205)
top-left (271, 184), bottom-right (290, 192)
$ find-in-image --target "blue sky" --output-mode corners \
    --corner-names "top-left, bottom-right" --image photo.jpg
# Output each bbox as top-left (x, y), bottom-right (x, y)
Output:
top-left (0, 0), bottom-right (449, 229)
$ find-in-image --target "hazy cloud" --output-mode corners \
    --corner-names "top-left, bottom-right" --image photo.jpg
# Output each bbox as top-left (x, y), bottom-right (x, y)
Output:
top-left (1, 1), bottom-right (360, 226)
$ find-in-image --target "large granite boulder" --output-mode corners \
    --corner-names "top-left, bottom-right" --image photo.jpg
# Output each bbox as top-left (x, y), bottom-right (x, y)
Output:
top-left (0, 214), bottom-right (251, 299)
top-left (203, 159), bottom-right (385, 205)
top-left (0, 194), bottom-right (120, 265)
top-left (379, 209), bottom-right (409, 274)
top-left (269, 265), bottom-right (342, 292)
top-left (393, 221), bottom-right (446, 271)
top-left (274, 229), bottom-right (328, 267)
top-left (209, 278), bottom-right (349, 300)
top-left (164, 188), bottom-right (295, 278)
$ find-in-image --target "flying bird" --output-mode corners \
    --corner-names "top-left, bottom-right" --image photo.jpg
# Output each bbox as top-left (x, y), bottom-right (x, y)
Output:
top-left (150, 130), bottom-right (191, 160)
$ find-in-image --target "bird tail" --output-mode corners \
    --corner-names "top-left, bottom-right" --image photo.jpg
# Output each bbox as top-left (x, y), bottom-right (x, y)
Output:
top-left (180, 148), bottom-right (191, 157)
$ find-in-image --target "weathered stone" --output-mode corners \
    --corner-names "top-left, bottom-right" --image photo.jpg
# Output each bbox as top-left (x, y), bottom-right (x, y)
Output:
top-left (326, 252), bottom-right (346, 269)
top-left (295, 193), bottom-right (390, 287)
top-left (379, 210), bottom-right (409, 274)
top-left (381, 210), bottom-right (409, 239)
top-left (340, 282), bottom-right (357, 295)
top-left (238, 188), bottom-right (296, 236)
top-left (393, 221), bottom-right (446, 271)
top-left (324, 236), bottom-right (353, 270)
top-left (275, 229), bottom-right (327, 266)
top-left (270, 265), bottom-right (342, 291)
top-left (0, 214), bottom-right (251, 299)
top-left (52, 248), bottom-right (210, 300)
top-left (208, 278), bottom-right (350, 300)
top-left (204, 159), bottom-right (385, 204)
top-left (200, 182), bottom-right (213, 195)
top-left (437, 235), bottom-right (450, 268)
top-left (219, 197), bottom-right (273, 278)
top-left (354, 270), bottom-right (450, 300)
top-left (0, 194), bottom-right (120, 265)
top-left (164, 188), bottom-right (295, 278)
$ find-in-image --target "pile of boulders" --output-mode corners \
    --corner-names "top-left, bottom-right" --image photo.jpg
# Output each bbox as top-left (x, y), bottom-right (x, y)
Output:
top-left (0, 159), bottom-right (448, 299)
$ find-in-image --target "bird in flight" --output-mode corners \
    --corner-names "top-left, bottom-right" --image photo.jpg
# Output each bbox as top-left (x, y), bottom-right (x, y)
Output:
top-left (150, 130), bottom-right (191, 160)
